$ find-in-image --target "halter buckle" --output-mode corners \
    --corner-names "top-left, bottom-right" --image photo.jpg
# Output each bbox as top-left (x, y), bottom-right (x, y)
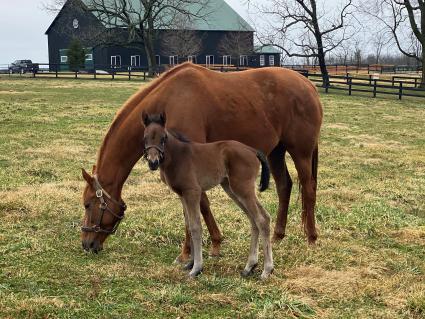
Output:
top-left (96, 189), bottom-right (103, 198)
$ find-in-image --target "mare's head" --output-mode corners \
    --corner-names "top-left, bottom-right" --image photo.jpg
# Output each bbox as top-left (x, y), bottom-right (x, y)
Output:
top-left (80, 167), bottom-right (126, 253)
top-left (141, 111), bottom-right (167, 171)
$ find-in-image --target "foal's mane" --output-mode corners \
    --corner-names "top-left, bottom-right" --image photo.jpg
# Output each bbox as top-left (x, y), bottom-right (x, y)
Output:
top-left (96, 63), bottom-right (199, 163)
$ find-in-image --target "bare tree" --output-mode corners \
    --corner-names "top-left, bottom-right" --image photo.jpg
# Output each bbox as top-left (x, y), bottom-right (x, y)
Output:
top-left (217, 31), bottom-right (253, 66)
top-left (161, 16), bottom-right (203, 63)
top-left (45, 0), bottom-right (209, 75)
top-left (253, 0), bottom-right (355, 86)
top-left (363, 0), bottom-right (425, 86)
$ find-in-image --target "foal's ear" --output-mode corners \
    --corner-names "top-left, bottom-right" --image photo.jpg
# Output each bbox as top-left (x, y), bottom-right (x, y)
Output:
top-left (82, 168), bottom-right (93, 184)
top-left (141, 110), bottom-right (150, 127)
top-left (159, 112), bottom-right (166, 126)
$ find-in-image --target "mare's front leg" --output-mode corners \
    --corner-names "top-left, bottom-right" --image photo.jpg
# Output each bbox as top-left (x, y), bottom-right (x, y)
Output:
top-left (182, 190), bottom-right (203, 278)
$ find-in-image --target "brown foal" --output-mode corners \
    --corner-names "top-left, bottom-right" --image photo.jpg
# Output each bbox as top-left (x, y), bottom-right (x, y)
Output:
top-left (142, 112), bottom-right (274, 279)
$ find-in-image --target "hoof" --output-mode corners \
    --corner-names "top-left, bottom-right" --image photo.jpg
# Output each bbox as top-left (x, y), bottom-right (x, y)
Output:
top-left (272, 232), bottom-right (285, 243)
top-left (173, 253), bottom-right (191, 265)
top-left (260, 268), bottom-right (274, 281)
top-left (183, 260), bottom-right (194, 271)
top-left (188, 267), bottom-right (203, 278)
top-left (307, 234), bottom-right (318, 245)
top-left (240, 263), bottom-right (258, 278)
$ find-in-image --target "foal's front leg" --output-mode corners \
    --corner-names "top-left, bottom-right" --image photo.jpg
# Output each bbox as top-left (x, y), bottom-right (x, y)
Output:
top-left (182, 191), bottom-right (203, 278)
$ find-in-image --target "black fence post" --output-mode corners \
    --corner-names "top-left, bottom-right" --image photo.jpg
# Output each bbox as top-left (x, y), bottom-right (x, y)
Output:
top-left (94, 68), bottom-right (96, 80)
top-left (367, 64), bottom-right (370, 74)
top-left (75, 71), bottom-right (78, 79)
top-left (373, 80), bottom-right (377, 98)
top-left (399, 82), bottom-right (403, 100)
top-left (143, 71), bottom-right (146, 81)
top-left (348, 77), bottom-right (352, 96)
top-left (112, 68), bottom-right (115, 80)
top-left (128, 67), bottom-right (131, 80)
top-left (392, 76), bottom-right (395, 87)
top-left (55, 65), bottom-right (58, 78)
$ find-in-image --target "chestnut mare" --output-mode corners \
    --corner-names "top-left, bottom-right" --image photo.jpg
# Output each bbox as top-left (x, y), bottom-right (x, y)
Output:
top-left (81, 62), bottom-right (322, 259)
top-left (142, 112), bottom-right (273, 279)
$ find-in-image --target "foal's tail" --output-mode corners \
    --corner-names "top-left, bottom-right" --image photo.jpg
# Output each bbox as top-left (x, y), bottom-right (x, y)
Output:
top-left (256, 151), bottom-right (270, 192)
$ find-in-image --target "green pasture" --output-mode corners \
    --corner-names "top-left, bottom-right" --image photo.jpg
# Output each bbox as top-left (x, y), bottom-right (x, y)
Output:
top-left (0, 77), bottom-right (424, 318)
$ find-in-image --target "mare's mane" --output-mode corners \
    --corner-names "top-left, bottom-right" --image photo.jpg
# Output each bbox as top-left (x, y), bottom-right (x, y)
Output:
top-left (167, 129), bottom-right (191, 143)
top-left (96, 62), bottom-right (200, 164)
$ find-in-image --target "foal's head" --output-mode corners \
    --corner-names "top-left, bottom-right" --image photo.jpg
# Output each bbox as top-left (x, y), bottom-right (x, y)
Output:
top-left (141, 111), bottom-right (167, 171)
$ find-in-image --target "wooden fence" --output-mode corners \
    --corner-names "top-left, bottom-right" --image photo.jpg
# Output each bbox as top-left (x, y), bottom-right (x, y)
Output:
top-left (306, 73), bottom-right (425, 99)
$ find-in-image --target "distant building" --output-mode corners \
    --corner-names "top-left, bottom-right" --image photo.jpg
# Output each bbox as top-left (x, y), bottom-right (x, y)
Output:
top-left (45, 0), bottom-right (281, 70)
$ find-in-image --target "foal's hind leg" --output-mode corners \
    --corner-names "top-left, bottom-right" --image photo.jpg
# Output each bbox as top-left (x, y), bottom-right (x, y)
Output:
top-left (221, 180), bottom-right (259, 276)
top-left (228, 179), bottom-right (273, 279)
top-left (268, 143), bottom-right (293, 242)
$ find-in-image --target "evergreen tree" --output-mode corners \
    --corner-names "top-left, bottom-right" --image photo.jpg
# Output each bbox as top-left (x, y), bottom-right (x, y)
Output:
top-left (68, 39), bottom-right (85, 72)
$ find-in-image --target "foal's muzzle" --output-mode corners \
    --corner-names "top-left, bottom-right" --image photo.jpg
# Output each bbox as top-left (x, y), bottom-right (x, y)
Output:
top-left (148, 159), bottom-right (160, 171)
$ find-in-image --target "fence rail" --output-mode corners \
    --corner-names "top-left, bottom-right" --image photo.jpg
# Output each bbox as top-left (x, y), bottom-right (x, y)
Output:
top-left (1, 62), bottom-right (424, 99)
top-left (305, 73), bottom-right (425, 99)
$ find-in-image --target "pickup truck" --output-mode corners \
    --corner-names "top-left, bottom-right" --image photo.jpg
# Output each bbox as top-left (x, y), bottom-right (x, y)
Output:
top-left (8, 60), bottom-right (39, 74)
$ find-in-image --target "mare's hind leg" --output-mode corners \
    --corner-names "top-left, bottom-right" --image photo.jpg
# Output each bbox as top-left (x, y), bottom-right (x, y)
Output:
top-left (221, 180), bottom-right (259, 276)
top-left (175, 192), bottom-right (222, 263)
top-left (268, 143), bottom-right (293, 242)
top-left (291, 152), bottom-right (318, 244)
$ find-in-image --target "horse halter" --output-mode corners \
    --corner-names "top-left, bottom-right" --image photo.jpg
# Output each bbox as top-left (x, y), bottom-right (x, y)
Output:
top-left (143, 134), bottom-right (167, 163)
top-left (81, 175), bottom-right (127, 234)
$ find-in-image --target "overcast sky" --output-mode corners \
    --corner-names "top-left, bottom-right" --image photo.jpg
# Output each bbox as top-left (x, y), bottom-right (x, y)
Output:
top-left (0, 0), bottom-right (251, 64)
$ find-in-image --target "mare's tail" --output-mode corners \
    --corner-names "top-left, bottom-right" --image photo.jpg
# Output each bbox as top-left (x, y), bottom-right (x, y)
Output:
top-left (256, 151), bottom-right (270, 192)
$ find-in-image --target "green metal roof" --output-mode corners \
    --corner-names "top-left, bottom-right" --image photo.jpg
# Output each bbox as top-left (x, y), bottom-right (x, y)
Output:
top-left (80, 0), bottom-right (254, 32)
top-left (254, 45), bottom-right (281, 54)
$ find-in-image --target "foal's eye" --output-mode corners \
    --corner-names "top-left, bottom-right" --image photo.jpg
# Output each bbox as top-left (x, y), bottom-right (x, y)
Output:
top-left (84, 203), bottom-right (90, 209)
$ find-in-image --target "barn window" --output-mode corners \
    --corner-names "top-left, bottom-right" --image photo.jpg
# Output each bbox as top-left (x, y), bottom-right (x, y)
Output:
top-left (111, 55), bottom-right (121, 67)
top-left (169, 55), bottom-right (178, 66)
top-left (269, 55), bottom-right (275, 66)
top-left (222, 55), bottom-right (231, 66)
top-left (206, 55), bottom-right (214, 67)
top-left (60, 56), bottom-right (68, 63)
top-left (131, 55), bottom-right (141, 67)
top-left (259, 55), bottom-right (265, 66)
top-left (239, 55), bottom-right (248, 66)
top-left (85, 54), bottom-right (93, 61)
top-left (188, 55), bottom-right (196, 63)
top-left (155, 55), bottom-right (161, 65)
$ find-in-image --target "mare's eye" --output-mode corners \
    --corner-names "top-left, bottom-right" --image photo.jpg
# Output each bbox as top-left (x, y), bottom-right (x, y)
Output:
top-left (84, 203), bottom-right (90, 209)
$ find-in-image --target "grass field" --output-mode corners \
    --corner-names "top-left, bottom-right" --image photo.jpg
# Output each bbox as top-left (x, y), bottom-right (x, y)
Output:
top-left (0, 77), bottom-right (424, 318)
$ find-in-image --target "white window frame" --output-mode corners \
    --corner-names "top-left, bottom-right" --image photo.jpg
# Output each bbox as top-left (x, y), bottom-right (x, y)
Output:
top-left (222, 55), bottom-right (231, 66)
top-left (169, 55), bottom-right (178, 66)
top-left (60, 56), bottom-right (68, 63)
top-left (85, 53), bottom-right (93, 61)
top-left (239, 55), bottom-right (248, 66)
top-left (259, 55), bottom-right (265, 67)
top-left (131, 55), bottom-right (141, 67)
top-left (187, 55), bottom-right (197, 63)
top-left (269, 55), bottom-right (275, 66)
top-left (111, 55), bottom-right (121, 67)
top-left (206, 55), bottom-right (214, 67)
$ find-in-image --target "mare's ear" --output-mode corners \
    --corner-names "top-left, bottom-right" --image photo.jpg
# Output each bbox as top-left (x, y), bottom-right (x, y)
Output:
top-left (159, 112), bottom-right (166, 126)
top-left (141, 110), bottom-right (150, 127)
top-left (92, 165), bottom-right (97, 174)
top-left (82, 168), bottom-right (93, 185)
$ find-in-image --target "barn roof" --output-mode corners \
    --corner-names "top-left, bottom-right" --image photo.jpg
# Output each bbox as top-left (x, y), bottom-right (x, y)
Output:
top-left (46, 0), bottom-right (254, 33)
top-left (254, 45), bottom-right (281, 54)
